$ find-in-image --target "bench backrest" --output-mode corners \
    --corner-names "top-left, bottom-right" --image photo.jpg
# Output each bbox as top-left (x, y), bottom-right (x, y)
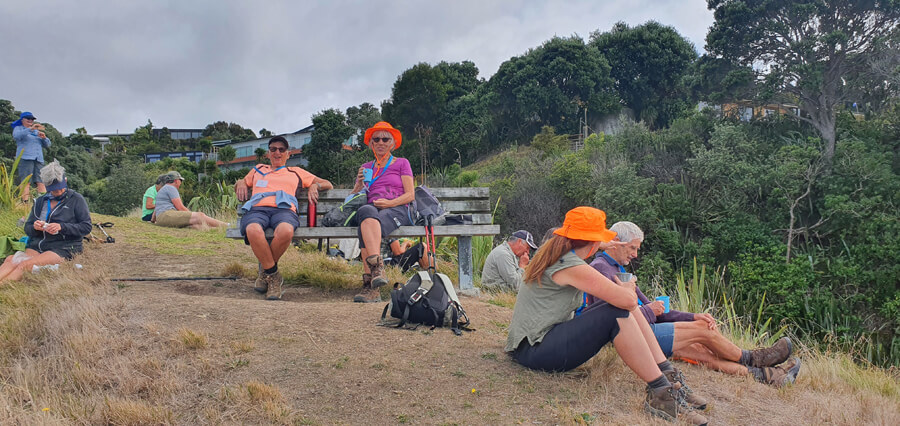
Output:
top-left (297, 187), bottom-right (493, 226)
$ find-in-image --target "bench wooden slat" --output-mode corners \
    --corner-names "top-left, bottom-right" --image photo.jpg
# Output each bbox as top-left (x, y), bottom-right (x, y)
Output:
top-left (300, 187), bottom-right (490, 200)
top-left (226, 224), bottom-right (499, 239)
top-left (296, 199), bottom-right (491, 215)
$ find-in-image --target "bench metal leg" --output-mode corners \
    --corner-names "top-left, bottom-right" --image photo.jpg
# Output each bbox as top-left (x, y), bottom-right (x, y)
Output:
top-left (457, 236), bottom-right (479, 296)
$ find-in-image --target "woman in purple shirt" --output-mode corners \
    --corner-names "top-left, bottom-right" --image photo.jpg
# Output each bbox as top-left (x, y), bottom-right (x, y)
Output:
top-left (350, 121), bottom-right (416, 303)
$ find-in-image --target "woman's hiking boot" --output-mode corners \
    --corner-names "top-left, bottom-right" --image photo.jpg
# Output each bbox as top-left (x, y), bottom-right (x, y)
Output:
top-left (664, 368), bottom-right (708, 410)
top-left (253, 272), bottom-right (267, 294)
top-left (265, 271), bottom-right (284, 300)
top-left (750, 357), bottom-right (802, 387)
top-left (644, 385), bottom-right (708, 425)
top-left (366, 255), bottom-right (388, 288)
top-left (747, 337), bottom-right (793, 367)
top-left (353, 284), bottom-right (381, 303)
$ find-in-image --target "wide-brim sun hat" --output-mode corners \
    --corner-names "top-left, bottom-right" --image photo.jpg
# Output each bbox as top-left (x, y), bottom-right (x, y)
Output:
top-left (363, 121), bottom-right (402, 150)
top-left (553, 206), bottom-right (617, 242)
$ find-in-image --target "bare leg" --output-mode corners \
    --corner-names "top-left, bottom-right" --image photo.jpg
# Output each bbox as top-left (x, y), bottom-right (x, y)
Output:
top-left (613, 312), bottom-right (665, 382)
top-left (672, 321), bottom-right (742, 361)
top-left (630, 307), bottom-right (668, 364)
top-left (0, 254), bottom-right (19, 281)
top-left (189, 212), bottom-right (226, 229)
top-left (674, 343), bottom-right (750, 376)
top-left (268, 223), bottom-right (294, 264)
top-left (0, 250), bottom-right (64, 283)
top-left (246, 224), bottom-right (275, 269)
top-left (359, 218), bottom-right (382, 274)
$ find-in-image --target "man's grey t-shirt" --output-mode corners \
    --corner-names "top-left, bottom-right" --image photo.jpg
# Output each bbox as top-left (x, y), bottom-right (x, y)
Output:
top-left (481, 242), bottom-right (522, 291)
top-left (154, 184), bottom-right (180, 215)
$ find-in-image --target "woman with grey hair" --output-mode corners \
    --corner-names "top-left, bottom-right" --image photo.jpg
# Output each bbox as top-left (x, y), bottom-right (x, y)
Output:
top-left (0, 160), bottom-right (92, 283)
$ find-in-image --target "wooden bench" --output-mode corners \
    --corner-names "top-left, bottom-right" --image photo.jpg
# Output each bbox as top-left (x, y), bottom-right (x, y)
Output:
top-left (225, 187), bottom-right (499, 293)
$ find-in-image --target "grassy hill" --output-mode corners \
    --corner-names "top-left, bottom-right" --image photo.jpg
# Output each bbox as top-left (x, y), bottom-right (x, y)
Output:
top-left (0, 214), bottom-right (897, 424)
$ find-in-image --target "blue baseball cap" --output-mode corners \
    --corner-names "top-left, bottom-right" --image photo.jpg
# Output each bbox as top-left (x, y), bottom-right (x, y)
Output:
top-left (20, 111), bottom-right (36, 119)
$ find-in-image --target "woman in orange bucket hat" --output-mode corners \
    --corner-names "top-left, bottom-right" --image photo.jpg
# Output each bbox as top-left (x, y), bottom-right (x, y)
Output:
top-left (504, 206), bottom-right (708, 425)
top-left (349, 121), bottom-right (416, 303)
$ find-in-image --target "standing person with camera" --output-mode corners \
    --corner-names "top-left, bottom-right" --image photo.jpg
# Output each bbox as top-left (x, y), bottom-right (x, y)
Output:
top-left (9, 111), bottom-right (51, 201)
top-left (350, 121), bottom-right (416, 304)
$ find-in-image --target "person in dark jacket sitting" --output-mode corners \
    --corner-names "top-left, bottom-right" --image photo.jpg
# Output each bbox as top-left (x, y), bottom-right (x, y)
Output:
top-left (0, 161), bottom-right (92, 284)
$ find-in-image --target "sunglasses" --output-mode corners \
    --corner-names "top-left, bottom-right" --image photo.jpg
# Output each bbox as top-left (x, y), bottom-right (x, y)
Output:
top-left (370, 137), bottom-right (392, 143)
top-left (269, 146), bottom-right (288, 153)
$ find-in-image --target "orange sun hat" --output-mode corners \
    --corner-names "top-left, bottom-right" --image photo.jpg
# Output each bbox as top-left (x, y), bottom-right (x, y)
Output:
top-left (363, 121), bottom-right (402, 150)
top-left (553, 206), bottom-right (617, 242)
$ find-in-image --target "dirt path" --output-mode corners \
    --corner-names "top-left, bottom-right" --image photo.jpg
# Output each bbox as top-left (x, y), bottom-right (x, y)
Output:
top-left (66, 217), bottom-right (899, 424)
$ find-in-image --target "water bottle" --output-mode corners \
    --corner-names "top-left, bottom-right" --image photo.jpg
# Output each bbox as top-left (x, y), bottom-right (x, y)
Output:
top-left (307, 199), bottom-right (317, 227)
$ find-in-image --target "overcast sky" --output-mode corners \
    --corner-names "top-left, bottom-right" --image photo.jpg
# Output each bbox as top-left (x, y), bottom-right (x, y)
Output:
top-left (1, 0), bottom-right (714, 136)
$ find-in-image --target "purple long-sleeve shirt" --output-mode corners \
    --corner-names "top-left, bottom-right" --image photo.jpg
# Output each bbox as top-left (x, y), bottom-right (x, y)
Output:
top-left (588, 252), bottom-right (694, 324)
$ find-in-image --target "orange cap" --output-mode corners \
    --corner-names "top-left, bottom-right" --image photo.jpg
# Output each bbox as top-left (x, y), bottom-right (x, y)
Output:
top-left (363, 121), bottom-right (402, 150)
top-left (553, 207), bottom-right (617, 242)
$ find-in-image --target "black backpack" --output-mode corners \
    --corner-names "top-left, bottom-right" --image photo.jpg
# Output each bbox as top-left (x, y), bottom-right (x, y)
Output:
top-left (321, 192), bottom-right (367, 227)
top-left (381, 271), bottom-right (470, 335)
top-left (413, 186), bottom-right (446, 225)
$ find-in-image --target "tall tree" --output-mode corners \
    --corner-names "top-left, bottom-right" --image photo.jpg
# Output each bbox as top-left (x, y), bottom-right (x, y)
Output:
top-left (487, 36), bottom-right (619, 142)
top-left (591, 21), bottom-right (698, 129)
top-left (202, 121), bottom-right (257, 142)
top-left (304, 109), bottom-right (355, 180)
top-left (705, 0), bottom-right (900, 164)
top-left (346, 102), bottom-right (382, 139)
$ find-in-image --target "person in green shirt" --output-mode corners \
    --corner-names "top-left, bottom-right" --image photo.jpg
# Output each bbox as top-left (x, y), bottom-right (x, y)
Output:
top-left (142, 173), bottom-right (170, 222)
top-left (505, 207), bottom-right (708, 425)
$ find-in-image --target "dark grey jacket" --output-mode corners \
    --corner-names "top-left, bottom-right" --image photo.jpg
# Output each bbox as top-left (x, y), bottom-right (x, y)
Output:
top-left (25, 190), bottom-right (92, 254)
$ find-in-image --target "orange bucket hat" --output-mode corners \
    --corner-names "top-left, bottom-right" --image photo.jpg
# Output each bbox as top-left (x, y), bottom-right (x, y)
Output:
top-left (553, 206), bottom-right (617, 242)
top-left (363, 121), bottom-right (402, 150)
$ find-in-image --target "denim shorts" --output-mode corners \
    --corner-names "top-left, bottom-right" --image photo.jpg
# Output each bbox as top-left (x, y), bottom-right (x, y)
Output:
top-left (650, 322), bottom-right (676, 357)
top-left (16, 159), bottom-right (43, 184)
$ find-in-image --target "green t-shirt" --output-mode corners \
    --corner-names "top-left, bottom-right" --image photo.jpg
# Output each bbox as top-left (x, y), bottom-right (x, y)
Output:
top-left (505, 251), bottom-right (586, 352)
top-left (142, 185), bottom-right (158, 217)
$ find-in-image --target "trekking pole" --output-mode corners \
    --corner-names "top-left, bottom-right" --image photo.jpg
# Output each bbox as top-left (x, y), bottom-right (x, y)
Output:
top-left (94, 222), bottom-right (115, 243)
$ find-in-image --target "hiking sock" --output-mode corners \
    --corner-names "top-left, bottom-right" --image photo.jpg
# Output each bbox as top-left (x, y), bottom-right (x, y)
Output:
top-left (739, 350), bottom-right (752, 366)
top-left (264, 265), bottom-right (278, 275)
top-left (657, 361), bottom-right (676, 373)
top-left (648, 374), bottom-right (671, 390)
top-left (748, 366), bottom-right (766, 382)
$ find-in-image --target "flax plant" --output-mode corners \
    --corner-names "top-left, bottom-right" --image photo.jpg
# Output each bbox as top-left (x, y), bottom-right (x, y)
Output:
top-left (0, 153), bottom-right (30, 211)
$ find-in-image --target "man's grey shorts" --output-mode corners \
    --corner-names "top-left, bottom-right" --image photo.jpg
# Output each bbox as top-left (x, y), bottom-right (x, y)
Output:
top-left (16, 159), bottom-right (43, 184)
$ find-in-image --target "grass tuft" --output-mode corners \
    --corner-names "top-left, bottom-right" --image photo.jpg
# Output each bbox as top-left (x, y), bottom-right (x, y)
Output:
top-left (244, 381), bottom-right (283, 403)
top-left (105, 398), bottom-right (175, 425)
top-left (178, 328), bottom-right (208, 350)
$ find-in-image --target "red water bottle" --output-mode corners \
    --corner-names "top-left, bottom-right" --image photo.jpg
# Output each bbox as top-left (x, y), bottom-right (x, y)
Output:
top-left (307, 200), bottom-right (316, 227)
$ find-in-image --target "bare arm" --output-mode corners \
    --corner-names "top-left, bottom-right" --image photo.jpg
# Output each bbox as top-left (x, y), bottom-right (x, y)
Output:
top-left (172, 197), bottom-right (189, 212)
top-left (552, 264), bottom-right (638, 310)
top-left (307, 177), bottom-right (333, 204)
top-left (145, 196), bottom-right (155, 210)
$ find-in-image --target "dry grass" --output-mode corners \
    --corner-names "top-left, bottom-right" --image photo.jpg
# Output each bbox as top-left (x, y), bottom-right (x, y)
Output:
top-left (105, 398), bottom-right (175, 425)
top-left (177, 328), bottom-right (208, 350)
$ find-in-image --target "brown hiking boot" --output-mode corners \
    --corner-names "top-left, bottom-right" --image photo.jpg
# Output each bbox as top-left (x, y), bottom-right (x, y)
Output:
top-left (353, 285), bottom-right (381, 303)
top-left (265, 271), bottom-right (284, 300)
top-left (748, 337), bottom-right (793, 367)
top-left (645, 385), bottom-right (708, 425)
top-left (753, 357), bottom-right (802, 387)
top-left (253, 271), bottom-right (267, 294)
top-left (362, 273), bottom-right (372, 288)
top-left (366, 254), bottom-right (388, 288)
top-left (665, 368), bottom-right (708, 411)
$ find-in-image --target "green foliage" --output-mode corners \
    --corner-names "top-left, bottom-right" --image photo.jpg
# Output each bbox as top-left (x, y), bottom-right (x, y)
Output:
top-left (217, 146), bottom-right (236, 164)
top-left (202, 121), bottom-right (256, 142)
top-left (0, 153), bottom-right (29, 211)
top-left (303, 108), bottom-right (359, 185)
top-left (186, 181), bottom-right (239, 217)
top-left (531, 126), bottom-right (570, 157)
top-left (590, 21), bottom-right (698, 129)
top-left (92, 160), bottom-right (152, 216)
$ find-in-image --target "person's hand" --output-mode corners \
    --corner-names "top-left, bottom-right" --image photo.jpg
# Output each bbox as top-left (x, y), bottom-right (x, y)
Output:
top-left (44, 222), bottom-right (61, 235)
top-left (518, 251), bottom-right (530, 268)
top-left (33, 220), bottom-right (45, 231)
top-left (235, 184), bottom-right (249, 201)
top-left (598, 239), bottom-right (629, 251)
top-left (372, 198), bottom-right (391, 209)
top-left (695, 313), bottom-right (717, 330)
top-left (31, 123), bottom-right (45, 130)
top-left (649, 300), bottom-right (665, 316)
top-left (38, 131), bottom-right (46, 139)
top-left (614, 274), bottom-right (636, 292)
top-left (355, 167), bottom-right (366, 184)
top-left (307, 183), bottom-right (320, 204)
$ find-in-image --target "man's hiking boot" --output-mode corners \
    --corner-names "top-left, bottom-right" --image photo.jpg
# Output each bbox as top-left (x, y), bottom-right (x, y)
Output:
top-left (265, 271), bottom-right (284, 300)
top-left (353, 285), bottom-right (381, 303)
top-left (752, 357), bottom-right (801, 387)
top-left (644, 385), bottom-right (708, 425)
top-left (664, 368), bottom-right (708, 410)
top-left (747, 337), bottom-right (793, 367)
top-left (366, 254), bottom-right (388, 288)
top-left (253, 272), bottom-right (267, 294)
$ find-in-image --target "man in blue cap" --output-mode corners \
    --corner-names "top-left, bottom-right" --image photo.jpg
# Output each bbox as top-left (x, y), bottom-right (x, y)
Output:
top-left (10, 111), bottom-right (52, 200)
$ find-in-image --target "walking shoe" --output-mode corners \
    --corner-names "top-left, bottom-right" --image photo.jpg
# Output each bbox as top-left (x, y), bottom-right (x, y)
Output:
top-left (353, 286), bottom-right (381, 303)
top-left (664, 368), bottom-right (709, 410)
top-left (748, 337), bottom-right (793, 367)
top-left (366, 254), bottom-right (388, 288)
top-left (253, 272), bottom-right (267, 294)
top-left (362, 273), bottom-right (372, 288)
top-left (752, 357), bottom-right (802, 387)
top-left (265, 270), bottom-right (284, 300)
top-left (645, 385), bottom-right (708, 425)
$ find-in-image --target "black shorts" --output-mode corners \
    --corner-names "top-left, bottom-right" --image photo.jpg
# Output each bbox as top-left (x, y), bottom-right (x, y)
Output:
top-left (240, 206), bottom-right (300, 236)
top-left (38, 246), bottom-right (80, 261)
top-left (354, 204), bottom-right (415, 248)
